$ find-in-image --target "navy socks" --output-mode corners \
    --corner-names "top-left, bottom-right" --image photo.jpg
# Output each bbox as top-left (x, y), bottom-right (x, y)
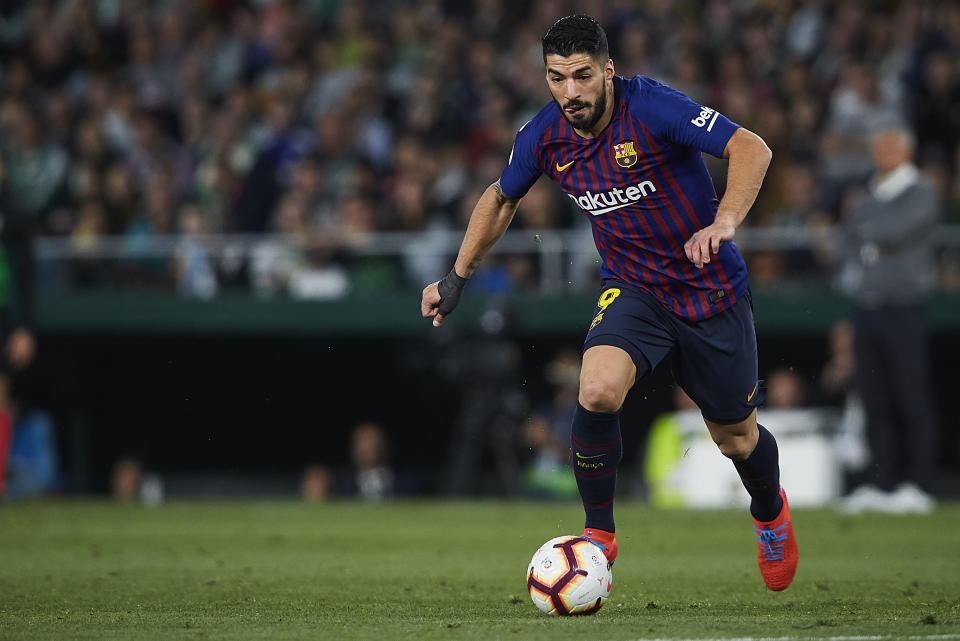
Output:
top-left (570, 402), bottom-right (622, 533)
top-left (572, 403), bottom-right (781, 526)
top-left (733, 424), bottom-right (783, 522)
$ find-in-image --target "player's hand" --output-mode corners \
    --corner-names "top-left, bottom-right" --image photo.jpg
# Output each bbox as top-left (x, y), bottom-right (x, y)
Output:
top-left (421, 281), bottom-right (445, 327)
top-left (684, 220), bottom-right (735, 269)
top-left (6, 327), bottom-right (35, 370)
top-left (421, 268), bottom-right (468, 327)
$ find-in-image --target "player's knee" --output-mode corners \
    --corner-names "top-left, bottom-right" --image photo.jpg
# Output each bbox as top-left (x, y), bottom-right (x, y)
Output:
top-left (713, 433), bottom-right (753, 461)
top-left (578, 379), bottom-right (623, 413)
top-left (707, 413), bottom-right (758, 461)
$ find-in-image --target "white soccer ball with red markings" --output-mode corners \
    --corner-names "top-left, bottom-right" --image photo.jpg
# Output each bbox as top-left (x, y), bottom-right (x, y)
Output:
top-left (526, 535), bottom-right (613, 616)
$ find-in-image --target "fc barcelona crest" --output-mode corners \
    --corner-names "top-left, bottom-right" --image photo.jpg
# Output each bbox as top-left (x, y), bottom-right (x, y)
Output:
top-left (613, 141), bottom-right (638, 168)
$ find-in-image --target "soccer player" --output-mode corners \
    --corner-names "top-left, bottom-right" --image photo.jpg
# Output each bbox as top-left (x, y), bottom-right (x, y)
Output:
top-left (420, 14), bottom-right (797, 591)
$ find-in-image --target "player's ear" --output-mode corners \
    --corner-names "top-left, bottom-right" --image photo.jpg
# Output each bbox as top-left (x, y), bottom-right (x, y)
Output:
top-left (605, 59), bottom-right (615, 79)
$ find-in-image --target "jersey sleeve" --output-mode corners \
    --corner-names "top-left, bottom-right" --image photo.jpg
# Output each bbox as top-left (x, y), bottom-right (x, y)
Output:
top-left (498, 119), bottom-right (543, 199)
top-left (638, 79), bottom-right (740, 158)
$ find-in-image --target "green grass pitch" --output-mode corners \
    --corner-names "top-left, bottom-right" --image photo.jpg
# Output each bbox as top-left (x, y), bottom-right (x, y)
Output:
top-left (1, 500), bottom-right (958, 640)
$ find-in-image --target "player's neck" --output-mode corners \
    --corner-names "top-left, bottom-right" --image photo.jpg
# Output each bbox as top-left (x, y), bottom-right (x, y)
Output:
top-left (574, 79), bottom-right (617, 139)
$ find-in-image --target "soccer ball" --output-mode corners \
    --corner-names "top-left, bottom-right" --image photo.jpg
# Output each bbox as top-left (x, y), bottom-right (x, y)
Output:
top-left (526, 535), bottom-right (613, 615)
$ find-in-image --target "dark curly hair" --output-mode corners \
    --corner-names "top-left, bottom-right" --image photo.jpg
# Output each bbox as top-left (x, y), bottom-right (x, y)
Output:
top-left (541, 14), bottom-right (609, 64)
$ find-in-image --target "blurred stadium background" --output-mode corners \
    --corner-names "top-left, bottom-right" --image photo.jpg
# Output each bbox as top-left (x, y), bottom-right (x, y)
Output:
top-left (1, 0), bottom-right (959, 502)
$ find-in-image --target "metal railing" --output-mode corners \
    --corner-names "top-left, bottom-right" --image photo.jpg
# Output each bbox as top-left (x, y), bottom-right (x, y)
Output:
top-left (34, 225), bottom-right (960, 294)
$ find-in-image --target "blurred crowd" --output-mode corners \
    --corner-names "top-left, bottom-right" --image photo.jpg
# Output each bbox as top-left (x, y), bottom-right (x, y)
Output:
top-left (1, 0), bottom-right (960, 295)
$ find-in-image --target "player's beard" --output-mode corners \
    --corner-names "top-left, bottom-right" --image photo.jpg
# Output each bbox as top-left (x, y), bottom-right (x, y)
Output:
top-left (557, 81), bottom-right (608, 131)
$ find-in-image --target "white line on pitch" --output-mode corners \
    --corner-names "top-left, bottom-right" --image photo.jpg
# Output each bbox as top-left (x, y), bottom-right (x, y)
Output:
top-left (623, 635), bottom-right (960, 641)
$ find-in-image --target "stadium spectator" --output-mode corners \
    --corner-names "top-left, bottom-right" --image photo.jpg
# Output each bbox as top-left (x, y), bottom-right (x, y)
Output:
top-left (299, 464), bottom-right (332, 502)
top-left (0, 100), bottom-right (67, 222)
top-left (911, 50), bottom-right (960, 173)
top-left (110, 456), bottom-right (144, 502)
top-left (819, 321), bottom-right (857, 406)
top-left (175, 202), bottom-right (218, 299)
top-left (250, 192), bottom-right (349, 299)
top-left (820, 61), bottom-right (905, 197)
top-left (521, 413), bottom-right (577, 499)
top-left (764, 368), bottom-right (807, 410)
top-left (345, 421), bottom-right (395, 502)
top-left (521, 348), bottom-right (581, 499)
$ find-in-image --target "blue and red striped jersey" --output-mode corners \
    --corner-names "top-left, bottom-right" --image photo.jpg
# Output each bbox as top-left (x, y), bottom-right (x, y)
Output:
top-left (499, 75), bottom-right (749, 321)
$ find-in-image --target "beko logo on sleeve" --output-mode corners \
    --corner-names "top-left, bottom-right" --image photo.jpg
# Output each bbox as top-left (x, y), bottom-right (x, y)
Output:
top-left (690, 106), bottom-right (720, 132)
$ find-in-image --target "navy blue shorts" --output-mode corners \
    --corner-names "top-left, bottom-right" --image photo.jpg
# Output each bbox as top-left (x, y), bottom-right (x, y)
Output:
top-left (583, 279), bottom-right (761, 424)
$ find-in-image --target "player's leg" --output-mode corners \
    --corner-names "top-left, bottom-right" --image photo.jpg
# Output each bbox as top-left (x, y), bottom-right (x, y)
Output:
top-left (705, 411), bottom-right (782, 521)
top-left (571, 344), bottom-right (635, 561)
top-left (671, 293), bottom-right (781, 519)
top-left (705, 411), bottom-right (796, 591)
top-left (673, 292), bottom-right (796, 590)
top-left (570, 280), bottom-right (675, 561)
top-left (575, 282), bottom-right (673, 563)
top-left (579, 345), bottom-right (636, 412)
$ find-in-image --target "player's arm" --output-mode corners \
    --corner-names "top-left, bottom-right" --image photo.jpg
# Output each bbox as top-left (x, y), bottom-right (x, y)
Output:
top-left (685, 127), bottom-right (771, 269)
top-left (420, 181), bottom-right (521, 327)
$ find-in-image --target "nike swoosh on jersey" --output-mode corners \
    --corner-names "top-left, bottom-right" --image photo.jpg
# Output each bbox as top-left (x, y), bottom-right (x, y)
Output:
top-left (575, 452), bottom-right (604, 459)
top-left (747, 382), bottom-right (759, 402)
top-left (555, 160), bottom-right (575, 172)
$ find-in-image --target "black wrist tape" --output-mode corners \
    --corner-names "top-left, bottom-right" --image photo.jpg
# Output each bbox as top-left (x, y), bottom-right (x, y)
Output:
top-left (437, 268), bottom-right (468, 316)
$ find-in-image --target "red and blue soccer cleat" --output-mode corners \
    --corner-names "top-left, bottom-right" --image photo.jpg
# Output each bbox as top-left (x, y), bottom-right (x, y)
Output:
top-left (753, 488), bottom-right (798, 591)
top-left (582, 528), bottom-right (617, 568)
